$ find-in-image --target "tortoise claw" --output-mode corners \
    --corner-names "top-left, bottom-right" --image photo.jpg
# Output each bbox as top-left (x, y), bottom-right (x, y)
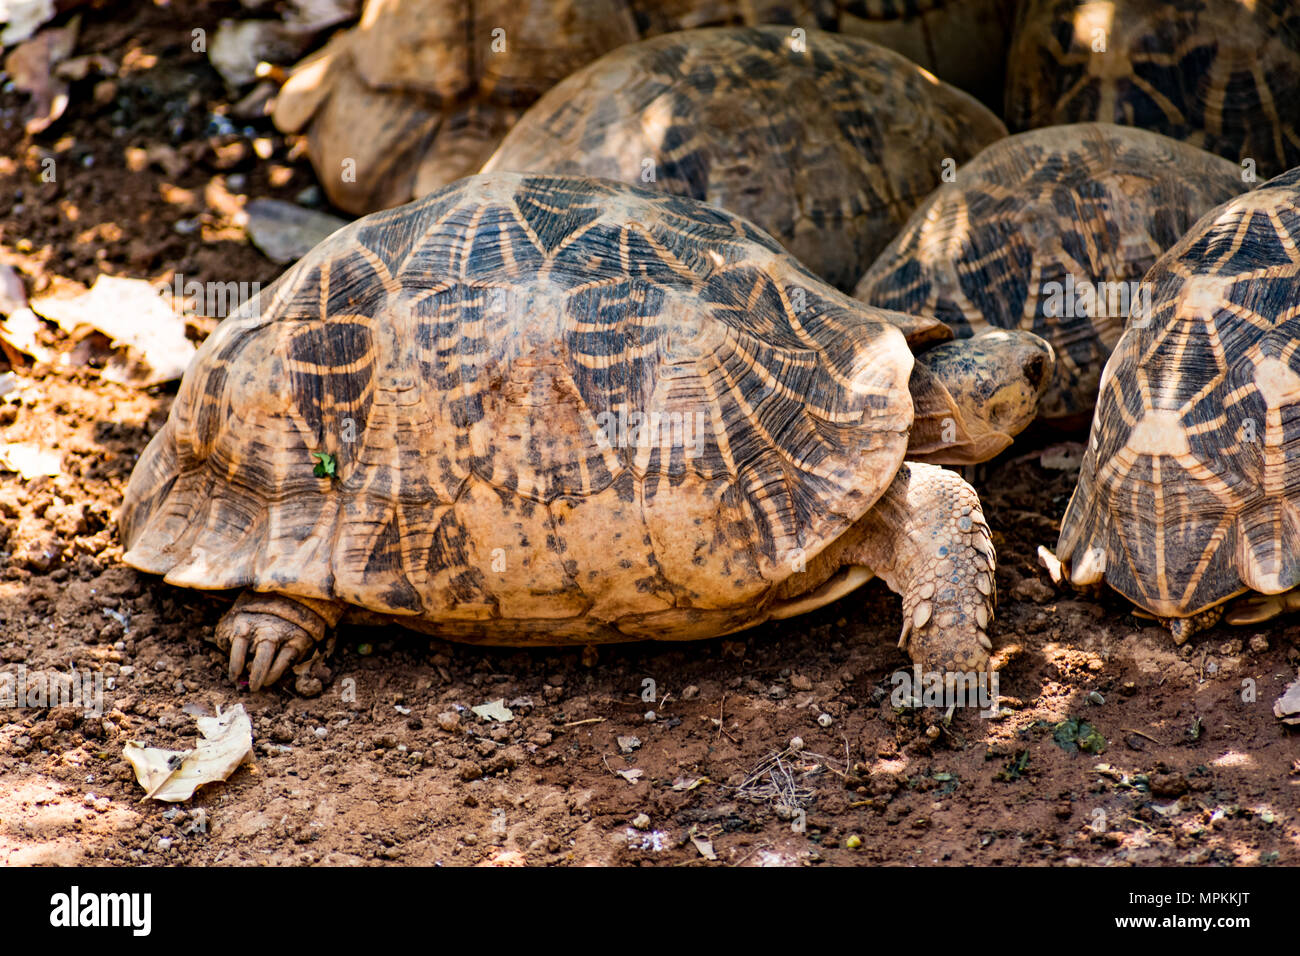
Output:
top-left (214, 600), bottom-right (327, 690)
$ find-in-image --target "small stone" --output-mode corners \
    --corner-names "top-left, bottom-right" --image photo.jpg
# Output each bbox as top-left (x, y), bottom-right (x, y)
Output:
top-left (789, 736), bottom-right (804, 751)
top-left (631, 813), bottom-right (651, 830)
top-left (119, 665), bottom-right (135, 676)
top-left (437, 711), bottom-right (461, 732)
top-left (1248, 635), bottom-right (1269, 653)
top-left (313, 726), bottom-right (327, 739)
top-left (790, 674), bottom-right (813, 691)
top-left (817, 713), bottom-right (833, 728)
top-left (643, 711), bottom-right (656, 722)
top-left (681, 685), bottom-right (699, 700)
top-left (769, 684), bottom-right (788, 699)
top-left (617, 735), bottom-right (641, 754)
top-left (157, 838), bottom-right (172, 851)
top-left (357, 643), bottom-right (373, 656)
top-left (1088, 691), bottom-right (1105, 705)
top-left (845, 834), bottom-right (862, 849)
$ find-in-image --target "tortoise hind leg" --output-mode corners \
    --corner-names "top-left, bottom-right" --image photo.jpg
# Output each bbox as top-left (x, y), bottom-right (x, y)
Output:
top-left (1224, 588), bottom-right (1300, 628)
top-left (851, 462), bottom-right (997, 673)
top-left (215, 592), bottom-right (345, 690)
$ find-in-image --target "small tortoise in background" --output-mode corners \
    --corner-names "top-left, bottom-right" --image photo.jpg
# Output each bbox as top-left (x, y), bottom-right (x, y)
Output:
top-left (483, 26), bottom-right (1007, 291)
top-left (119, 174), bottom-right (1046, 690)
top-left (1005, 0), bottom-right (1300, 179)
top-left (1054, 167), bottom-right (1300, 641)
top-left (271, 0), bottom-right (1014, 216)
top-left (854, 124), bottom-right (1248, 424)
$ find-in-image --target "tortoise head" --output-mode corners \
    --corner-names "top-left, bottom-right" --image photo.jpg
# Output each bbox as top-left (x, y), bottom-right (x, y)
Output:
top-left (907, 329), bottom-right (1056, 464)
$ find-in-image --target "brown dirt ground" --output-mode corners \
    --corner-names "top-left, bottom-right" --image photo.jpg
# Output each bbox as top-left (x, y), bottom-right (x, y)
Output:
top-left (0, 0), bottom-right (1296, 868)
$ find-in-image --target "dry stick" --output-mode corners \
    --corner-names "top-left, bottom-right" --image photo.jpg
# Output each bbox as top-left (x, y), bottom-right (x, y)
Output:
top-left (717, 694), bottom-right (738, 743)
top-left (562, 717), bottom-right (605, 728)
top-left (1122, 728), bottom-right (1166, 746)
top-left (731, 842), bottom-right (774, 868)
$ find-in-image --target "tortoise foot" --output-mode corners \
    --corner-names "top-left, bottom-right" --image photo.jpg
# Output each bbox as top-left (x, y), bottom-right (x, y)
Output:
top-left (214, 592), bottom-right (343, 690)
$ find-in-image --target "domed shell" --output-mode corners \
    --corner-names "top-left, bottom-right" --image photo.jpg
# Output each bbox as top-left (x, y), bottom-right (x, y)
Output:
top-left (273, 0), bottom-right (840, 216)
top-left (121, 174), bottom-right (916, 643)
top-left (855, 124), bottom-right (1247, 422)
top-left (1005, 0), bottom-right (1300, 178)
top-left (483, 26), bottom-right (1008, 291)
top-left (1058, 167), bottom-right (1300, 618)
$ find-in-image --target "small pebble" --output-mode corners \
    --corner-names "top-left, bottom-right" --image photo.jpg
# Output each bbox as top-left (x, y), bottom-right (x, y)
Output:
top-left (644, 711), bottom-right (656, 722)
top-left (437, 711), bottom-right (461, 732)
top-left (681, 685), bottom-right (699, 700)
top-left (1249, 635), bottom-right (1269, 653)
top-left (845, 834), bottom-right (862, 850)
top-left (817, 713), bottom-right (833, 728)
top-left (313, 726), bottom-right (327, 739)
top-left (357, 643), bottom-right (373, 656)
top-left (789, 736), bottom-right (804, 751)
top-left (631, 813), bottom-right (651, 830)
top-left (1088, 691), bottom-right (1105, 705)
top-left (157, 838), bottom-right (172, 852)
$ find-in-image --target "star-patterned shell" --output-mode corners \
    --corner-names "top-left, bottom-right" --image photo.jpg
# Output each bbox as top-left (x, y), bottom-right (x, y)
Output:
top-left (1005, 0), bottom-right (1300, 178)
top-left (482, 26), bottom-right (1007, 291)
top-left (854, 124), bottom-right (1247, 422)
top-left (1058, 167), bottom-right (1300, 618)
top-left (121, 174), bottom-right (916, 643)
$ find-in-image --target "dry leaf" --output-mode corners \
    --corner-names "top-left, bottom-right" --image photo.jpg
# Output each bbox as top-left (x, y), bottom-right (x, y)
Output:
top-left (31, 275), bottom-right (197, 386)
top-left (689, 830), bottom-right (717, 860)
top-left (0, 308), bottom-right (51, 363)
top-left (0, 0), bottom-right (56, 46)
top-left (4, 14), bottom-right (78, 133)
top-left (0, 441), bottom-right (60, 479)
top-left (470, 699), bottom-right (513, 722)
top-left (1275, 675), bottom-right (1300, 726)
top-left (123, 704), bottom-right (254, 802)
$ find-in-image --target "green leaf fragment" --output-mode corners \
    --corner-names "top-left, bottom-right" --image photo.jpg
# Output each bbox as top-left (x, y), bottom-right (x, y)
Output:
top-left (312, 452), bottom-right (336, 478)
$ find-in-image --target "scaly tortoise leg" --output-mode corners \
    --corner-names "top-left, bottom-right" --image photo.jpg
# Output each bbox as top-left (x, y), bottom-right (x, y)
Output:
top-left (214, 592), bottom-right (345, 690)
top-left (851, 462), bottom-right (997, 674)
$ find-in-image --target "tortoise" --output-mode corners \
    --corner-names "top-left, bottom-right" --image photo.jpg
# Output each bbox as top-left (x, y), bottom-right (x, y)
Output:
top-left (271, 0), bottom-right (1013, 217)
top-left (1053, 166), bottom-right (1300, 641)
top-left (120, 173), bottom-right (1051, 690)
top-left (854, 124), bottom-right (1248, 425)
top-left (482, 26), bottom-right (1007, 291)
top-left (270, 0), bottom-right (838, 216)
top-left (1004, 0), bottom-right (1300, 179)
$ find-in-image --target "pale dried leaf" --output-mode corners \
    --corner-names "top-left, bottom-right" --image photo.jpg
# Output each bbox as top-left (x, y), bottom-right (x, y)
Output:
top-left (0, 0), bottom-right (55, 46)
top-left (4, 14), bottom-right (77, 133)
top-left (470, 699), bottom-right (513, 722)
top-left (123, 704), bottom-right (254, 802)
top-left (1275, 675), bottom-right (1300, 725)
top-left (31, 275), bottom-right (197, 386)
top-left (0, 441), bottom-right (60, 479)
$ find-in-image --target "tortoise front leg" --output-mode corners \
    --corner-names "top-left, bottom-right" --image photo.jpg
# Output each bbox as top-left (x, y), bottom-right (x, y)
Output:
top-left (214, 592), bottom-right (345, 690)
top-left (851, 462), bottom-right (997, 673)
